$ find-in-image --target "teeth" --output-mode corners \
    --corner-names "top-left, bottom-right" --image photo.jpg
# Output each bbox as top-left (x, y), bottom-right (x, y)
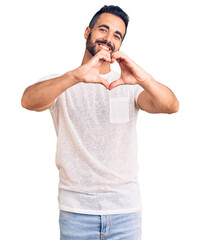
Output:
top-left (99, 44), bottom-right (110, 51)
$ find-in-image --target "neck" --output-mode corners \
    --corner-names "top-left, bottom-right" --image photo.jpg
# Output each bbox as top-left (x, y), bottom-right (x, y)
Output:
top-left (81, 49), bottom-right (111, 75)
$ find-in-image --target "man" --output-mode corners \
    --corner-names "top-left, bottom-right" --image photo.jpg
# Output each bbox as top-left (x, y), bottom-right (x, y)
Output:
top-left (21, 5), bottom-right (179, 240)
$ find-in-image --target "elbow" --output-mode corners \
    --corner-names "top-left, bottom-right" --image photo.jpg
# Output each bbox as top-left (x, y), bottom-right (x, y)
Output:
top-left (21, 90), bottom-right (52, 112)
top-left (21, 93), bottom-right (28, 109)
top-left (21, 95), bottom-right (30, 110)
top-left (167, 99), bottom-right (179, 114)
top-left (21, 91), bottom-right (33, 110)
top-left (21, 86), bottom-right (39, 111)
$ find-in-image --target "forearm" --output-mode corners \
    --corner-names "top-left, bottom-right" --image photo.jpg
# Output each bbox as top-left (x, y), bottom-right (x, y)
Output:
top-left (21, 70), bottom-right (80, 111)
top-left (139, 74), bottom-right (179, 113)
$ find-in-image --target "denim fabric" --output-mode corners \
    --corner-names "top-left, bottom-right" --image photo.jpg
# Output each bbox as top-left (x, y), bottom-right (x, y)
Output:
top-left (59, 210), bottom-right (141, 240)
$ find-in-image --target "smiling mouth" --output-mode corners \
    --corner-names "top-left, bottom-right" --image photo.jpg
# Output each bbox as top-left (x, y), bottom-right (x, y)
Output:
top-left (98, 43), bottom-right (111, 51)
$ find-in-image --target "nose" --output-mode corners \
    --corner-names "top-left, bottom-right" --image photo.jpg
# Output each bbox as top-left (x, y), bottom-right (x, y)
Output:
top-left (103, 32), bottom-right (112, 44)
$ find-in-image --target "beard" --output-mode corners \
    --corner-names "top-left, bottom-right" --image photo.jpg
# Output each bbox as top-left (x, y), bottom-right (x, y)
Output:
top-left (86, 32), bottom-right (97, 56)
top-left (86, 32), bottom-right (115, 56)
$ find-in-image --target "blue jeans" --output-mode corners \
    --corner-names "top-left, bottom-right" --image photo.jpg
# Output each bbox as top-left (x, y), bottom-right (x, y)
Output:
top-left (59, 210), bottom-right (141, 240)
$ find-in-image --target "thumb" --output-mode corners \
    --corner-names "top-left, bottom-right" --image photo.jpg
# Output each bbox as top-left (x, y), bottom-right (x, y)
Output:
top-left (108, 78), bottom-right (124, 90)
top-left (99, 77), bottom-right (110, 89)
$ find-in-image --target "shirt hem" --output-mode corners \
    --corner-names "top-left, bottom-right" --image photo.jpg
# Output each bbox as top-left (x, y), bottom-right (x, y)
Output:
top-left (59, 205), bottom-right (141, 215)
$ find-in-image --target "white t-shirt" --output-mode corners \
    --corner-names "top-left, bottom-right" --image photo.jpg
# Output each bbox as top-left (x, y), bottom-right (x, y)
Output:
top-left (41, 70), bottom-right (144, 215)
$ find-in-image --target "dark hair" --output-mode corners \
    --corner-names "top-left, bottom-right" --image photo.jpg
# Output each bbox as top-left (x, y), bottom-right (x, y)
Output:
top-left (89, 5), bottom-right (129, 41)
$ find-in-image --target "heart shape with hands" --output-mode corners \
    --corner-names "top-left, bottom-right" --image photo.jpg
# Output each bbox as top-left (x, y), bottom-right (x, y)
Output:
top-left (74, 50), bottom-right (150, 90)
top-left (108, 51), bottom-right (150, 90)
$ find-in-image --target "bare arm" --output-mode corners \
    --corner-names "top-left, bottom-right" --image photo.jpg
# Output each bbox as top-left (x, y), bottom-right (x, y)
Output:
top-left (21, 71), bottom-right (80, 111)
top-left (109, 51), bottom-right (179, 114)
top-left (21, 49), bottom-right (112, 112)
top-left (137, 75), bottom-right (179, 114)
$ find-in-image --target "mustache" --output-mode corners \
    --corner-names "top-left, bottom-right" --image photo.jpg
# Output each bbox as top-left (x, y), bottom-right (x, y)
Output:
top-left (95, 40), bottom-right (114, 52)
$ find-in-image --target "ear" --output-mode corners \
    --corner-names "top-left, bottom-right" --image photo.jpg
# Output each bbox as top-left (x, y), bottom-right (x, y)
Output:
top-left (84, 26), bottom-right (91, 40)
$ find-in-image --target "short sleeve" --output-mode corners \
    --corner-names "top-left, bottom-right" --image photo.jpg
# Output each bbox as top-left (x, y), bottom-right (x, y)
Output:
top-left (134, 84), bottom-right (144, 109)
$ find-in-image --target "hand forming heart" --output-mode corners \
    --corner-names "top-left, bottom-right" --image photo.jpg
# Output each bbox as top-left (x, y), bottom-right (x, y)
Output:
top-left (73, 50), bottom-right (150, 90)
top-left (108, 51), bottom-right (151, 90)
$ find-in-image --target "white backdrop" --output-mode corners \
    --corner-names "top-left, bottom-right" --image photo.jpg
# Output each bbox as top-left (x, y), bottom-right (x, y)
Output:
top-left (1, 0), bottom-right (201, 239)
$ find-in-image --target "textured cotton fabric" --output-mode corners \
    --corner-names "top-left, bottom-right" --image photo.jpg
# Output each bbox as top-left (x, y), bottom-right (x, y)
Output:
top-left (40, 70), bottom-right (144, 215)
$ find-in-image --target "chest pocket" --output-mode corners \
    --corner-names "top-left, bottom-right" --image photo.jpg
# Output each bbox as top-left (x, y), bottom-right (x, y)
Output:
top-left (109, 96), bottom-right (130, 123)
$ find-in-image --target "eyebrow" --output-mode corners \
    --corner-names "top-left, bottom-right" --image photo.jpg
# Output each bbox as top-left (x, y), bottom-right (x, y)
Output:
top-left (98, 24), bottom-right (123, 40)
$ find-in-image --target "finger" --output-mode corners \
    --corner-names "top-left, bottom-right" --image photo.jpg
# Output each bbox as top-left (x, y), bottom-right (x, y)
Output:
top-left (98, 54), bottom-right (111, 63)
top-left (112, 51), bottom-right (123, 58)
top-left (112, 52), bottom-right (132, 66)
top-left (110, 57), bottom-right (116, 64)
top-left (97, 50), bottom-right (111, 58)
top-left (112, 53), bottom-right (127, 62)
top-left (108, 79), bottom-right (124, 90)
top-left (113, 52), bottom-right (140, 69)
top-left (99, 77), bottom-right (110, 89)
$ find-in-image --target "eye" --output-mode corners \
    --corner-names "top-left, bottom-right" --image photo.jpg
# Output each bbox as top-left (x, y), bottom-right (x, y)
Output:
top-left (114, 34), bottom-right (120, 40)
top-left (99, 28), bottom-right (106, 32)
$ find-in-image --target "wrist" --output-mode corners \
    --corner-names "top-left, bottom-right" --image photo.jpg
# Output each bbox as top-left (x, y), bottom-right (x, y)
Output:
top-left (64, 69), bottom-right (82, 84)
top-left (138, 73), bottom-right (153, 87)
